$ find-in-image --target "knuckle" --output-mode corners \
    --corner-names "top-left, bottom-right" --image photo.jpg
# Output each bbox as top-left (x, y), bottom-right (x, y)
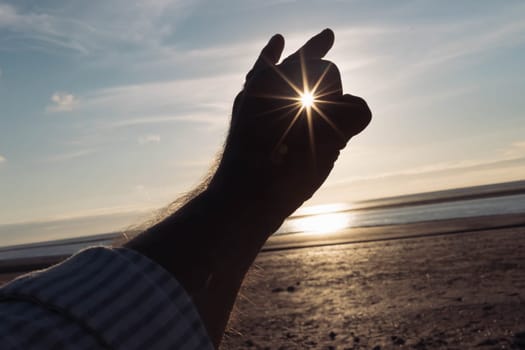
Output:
top-left (346, 94), bottom-right (372, 122)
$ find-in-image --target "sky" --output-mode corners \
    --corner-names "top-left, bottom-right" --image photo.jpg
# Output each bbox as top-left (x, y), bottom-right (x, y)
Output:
top-left (1, 0), bottom-right (525, 244)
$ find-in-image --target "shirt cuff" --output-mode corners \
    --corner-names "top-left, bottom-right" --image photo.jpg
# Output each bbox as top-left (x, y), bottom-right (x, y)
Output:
top-left (0, 247), bottom-right (214, 350)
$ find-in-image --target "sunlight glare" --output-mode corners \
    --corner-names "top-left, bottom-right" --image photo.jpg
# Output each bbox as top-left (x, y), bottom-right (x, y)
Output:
top-left (300, 91), bottom-right (315, 108)
top-left (268, 58), bottom-right (345, 161)
top-left (288, 212), bottom-right (353, 235)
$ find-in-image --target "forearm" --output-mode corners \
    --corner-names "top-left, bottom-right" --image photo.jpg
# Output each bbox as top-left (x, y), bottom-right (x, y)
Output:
top-left (124, 187), bottom-right (284, 347)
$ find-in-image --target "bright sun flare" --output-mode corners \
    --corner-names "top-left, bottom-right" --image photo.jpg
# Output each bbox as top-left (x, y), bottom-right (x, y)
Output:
top-left (289, 212), bottom-right (353, 235)
top-left (300, 91), bottom-right (315, 108)
top-left (267, 59), bottom-right (346, 159)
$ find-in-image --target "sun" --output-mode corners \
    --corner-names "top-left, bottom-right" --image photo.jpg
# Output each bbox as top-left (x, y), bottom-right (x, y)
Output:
top-left (261, 57), bottom-right (346, 159)
top-left (300, 90), bottom-right (315, 108)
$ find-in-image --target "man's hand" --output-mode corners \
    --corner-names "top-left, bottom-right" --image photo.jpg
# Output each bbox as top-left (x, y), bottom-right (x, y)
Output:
top-left (209, 29), bottom-right (372, 234)
top-left (126, 29), bottom-right (371, 347)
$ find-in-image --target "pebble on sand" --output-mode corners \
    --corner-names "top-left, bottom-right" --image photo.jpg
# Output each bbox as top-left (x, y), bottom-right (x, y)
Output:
top-left (391, 335), bottom-right (406, 345)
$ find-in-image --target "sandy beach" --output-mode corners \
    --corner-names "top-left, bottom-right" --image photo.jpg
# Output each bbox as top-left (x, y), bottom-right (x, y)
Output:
top-left (1, 214), bottom-right (524, 349)
top-left (222, 217), bottom-right (525, 349)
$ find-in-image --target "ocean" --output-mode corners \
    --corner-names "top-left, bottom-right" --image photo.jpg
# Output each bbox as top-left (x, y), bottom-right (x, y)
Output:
top-left (280, 193), bottom-right (525, 235)
top-left (1, 181), bottom-right (524, 261)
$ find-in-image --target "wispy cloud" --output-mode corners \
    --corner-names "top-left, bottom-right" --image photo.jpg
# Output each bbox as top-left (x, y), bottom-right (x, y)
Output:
top-left (4, 202), bottom-right (157, 227)
top-left (330, 6), bottom-right (525, 97)
top-left (42, 149), bottom-right (96, 163)
top-left (420, 17), bottom-right (525, 67)
top-left (105, 114), bottom-right (226, 129)
top-left (85, 74), bottom-right (236, 109)
top-left (138, 134), bottom-right (161, 145)
top-left (135, 184), bottom-right (153, 201)
top-left (313, 156), bottom-right (525, 204)
top-left (0, 3), bottom-right (90, 54)
top-left (47, 92), bottom-right (79, 112)
top-left (327, 157), bottom-right (525, 188)
top-left (72, 74), bottom-right (236, 132)
top-left (504, 141), bottom-right (525, 159)
top-left (0, 2), bottom-right (193, 55)
top-left (0, 154), bottom-right (6, 163)
top-left (176, 159), bottom-right (214, 168)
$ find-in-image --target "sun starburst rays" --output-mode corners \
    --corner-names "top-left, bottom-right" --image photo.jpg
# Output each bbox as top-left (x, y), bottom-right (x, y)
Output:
top-left (300, 91), bottom-right (315, 108)
top-left (306, 101), bottom-right (317, 166)
top-left (266, 56), bottom-right (345, 162)
top-left (275, 106), bottom-right (305, 150)
top-left (312, 103), bottom-right (346, 141)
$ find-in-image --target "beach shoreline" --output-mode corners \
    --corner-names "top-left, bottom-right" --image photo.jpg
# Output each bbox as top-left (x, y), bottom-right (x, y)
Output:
top-left (266, 212), bottom-right (525, 251)
top-left (1, 213), bottom-right (523, 278)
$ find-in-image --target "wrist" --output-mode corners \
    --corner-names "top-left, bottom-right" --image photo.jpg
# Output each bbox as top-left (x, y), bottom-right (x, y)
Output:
top-left (124, 185), bottom-right (286, 295)
top-left (204, 181), bottom-right (288, 237)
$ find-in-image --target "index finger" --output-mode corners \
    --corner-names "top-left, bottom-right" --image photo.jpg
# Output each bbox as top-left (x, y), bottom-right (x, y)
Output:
top-left (282, 28), bottom-right (335, 63)
top-left (245, 34), bottom-right (285, 81)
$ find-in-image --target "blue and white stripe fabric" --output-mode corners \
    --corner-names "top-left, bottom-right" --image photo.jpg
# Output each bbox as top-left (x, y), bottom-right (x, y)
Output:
top-left (0, 247), bottom-right (213, 349)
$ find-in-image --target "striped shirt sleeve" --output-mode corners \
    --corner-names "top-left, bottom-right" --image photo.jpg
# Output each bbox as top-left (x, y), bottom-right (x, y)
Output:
top-left (0, 247), bottom-right (214, 350)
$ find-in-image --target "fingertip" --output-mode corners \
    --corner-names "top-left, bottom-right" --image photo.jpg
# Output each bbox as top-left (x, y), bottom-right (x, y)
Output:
top-left (270, 33), bottom-right (285, 45)
top-left (321, 28), bottom-right (334, 45)
top-left (312, 28), bottom-right (334, 58)
top-left (245, 34), bottom-right (285, 82)
top-left (272, 34), bottom-right (285, 57)
top-left (265, 33), bottom-right (285, 63)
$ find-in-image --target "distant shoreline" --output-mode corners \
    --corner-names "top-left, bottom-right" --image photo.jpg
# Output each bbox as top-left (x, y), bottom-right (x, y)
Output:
top-left (290, 180), bottom-right (525, 219)
top-left (351, 186), bottom-right (525, 212)
top-left (2, 179), bottom-right (523, 249)
top-left (265, 212), bottom-right (525, 251)
top-left (1, 212), bottom-right (524, 283)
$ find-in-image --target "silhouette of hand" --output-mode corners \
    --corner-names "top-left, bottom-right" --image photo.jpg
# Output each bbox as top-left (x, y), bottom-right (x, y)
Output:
top-left (209, 29), bottom-right (371, 233)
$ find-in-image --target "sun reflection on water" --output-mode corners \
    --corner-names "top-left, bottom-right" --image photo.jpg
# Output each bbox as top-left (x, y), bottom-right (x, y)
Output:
top-left (286, 203), bottom-right (354, 235)
top-left (290, 212), bottom-right (353, 234)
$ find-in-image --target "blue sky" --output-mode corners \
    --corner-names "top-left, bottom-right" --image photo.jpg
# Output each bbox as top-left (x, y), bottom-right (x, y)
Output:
top-left (1, 0), bottom-right (525, 243)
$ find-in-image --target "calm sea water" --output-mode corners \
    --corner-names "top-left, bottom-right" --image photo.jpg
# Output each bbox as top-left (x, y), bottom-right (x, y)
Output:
top-left (1, 193), bottom-right (524, 260)
top-left (280, 193), bottom-right (525, 234)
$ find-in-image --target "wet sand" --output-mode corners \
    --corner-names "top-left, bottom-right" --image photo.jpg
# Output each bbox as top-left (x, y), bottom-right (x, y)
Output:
top-left (223, 216), bottom-right (525, 349)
